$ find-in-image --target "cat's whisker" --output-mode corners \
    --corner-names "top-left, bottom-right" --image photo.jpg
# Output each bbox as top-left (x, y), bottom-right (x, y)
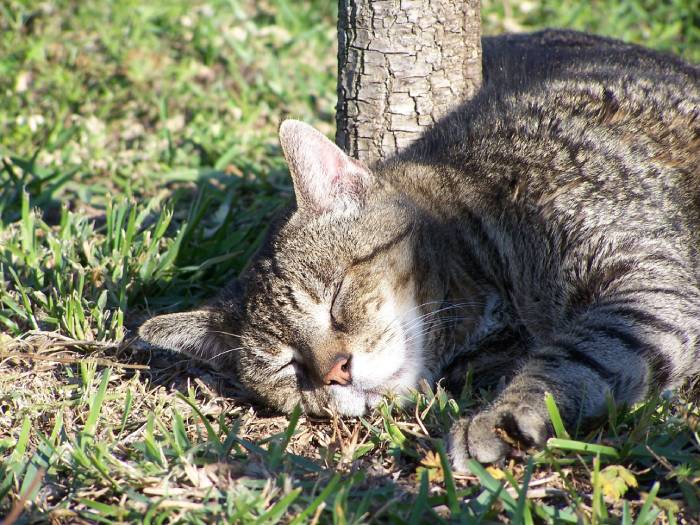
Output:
top-left (403, 317), bottom-right (470, 344)
top-left (400, 318), bottom-right (459, 339)
top-left (407, 298), bottom-right (484, 315)
top-left (380, 299), bottom-right (483, 338)
top-left (400, 305), bottom-right (468, 328)
top-left (400, 304), bottom-right (476, 332)
top-left (208, 329), bottom-right (244, 339)
top-left (208, 346), bottom-right (246, 360)
top-left (404, 325), bottom-right (454, 345)
top-left (380, 301), bottom-right (450, 329)
top-left (405, 320), bottom-right (460, 339)
top-left (399, 299), bottom-right (486, 325)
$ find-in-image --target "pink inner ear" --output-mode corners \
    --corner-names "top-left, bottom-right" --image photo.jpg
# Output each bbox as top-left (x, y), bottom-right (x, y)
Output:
top-left (280, 119), bottom-right (370, 212)
top-left (318, 143), bottom-right (348, 193)
top-left (308, 146), bottom-right (362, 211)
top-left (331, 157), bottom-right (343, 185)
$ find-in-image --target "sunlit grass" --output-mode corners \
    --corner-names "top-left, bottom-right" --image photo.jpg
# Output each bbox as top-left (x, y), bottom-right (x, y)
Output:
top-left (1, 0), bottom-right (699, 522)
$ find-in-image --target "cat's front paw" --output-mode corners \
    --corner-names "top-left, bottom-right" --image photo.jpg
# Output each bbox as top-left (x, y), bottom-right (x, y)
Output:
top-left (449, 405), bottom-right (549, 469)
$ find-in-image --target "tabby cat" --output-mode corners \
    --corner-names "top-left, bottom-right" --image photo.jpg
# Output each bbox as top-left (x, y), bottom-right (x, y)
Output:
top-left (139, 29), bottom-right (700, 468)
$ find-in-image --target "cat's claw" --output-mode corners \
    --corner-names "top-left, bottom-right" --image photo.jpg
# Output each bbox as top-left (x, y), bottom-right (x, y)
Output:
top-left (449, 404), bottom-right (549, 470)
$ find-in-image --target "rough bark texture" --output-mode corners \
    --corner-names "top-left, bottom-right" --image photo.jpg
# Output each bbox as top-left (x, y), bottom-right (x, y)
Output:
top-left (336, 0), bottom-right (482, 164)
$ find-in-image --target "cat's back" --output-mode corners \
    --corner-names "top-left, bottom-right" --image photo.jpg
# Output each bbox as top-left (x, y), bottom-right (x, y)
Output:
top-left (422, 29), bottom-right (699, 166)
top-left (483, 29), bottom-right (699, 170)
top-left (480, 29), bottom-right (699, 93)
top-left (400, 30), bottom-right (700, 235)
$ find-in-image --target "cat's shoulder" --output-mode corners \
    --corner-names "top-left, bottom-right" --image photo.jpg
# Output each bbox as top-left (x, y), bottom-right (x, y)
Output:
top-left (481, 28), bottom-right (699, 89)
top-left (395, 29), bottom-right (698, 164)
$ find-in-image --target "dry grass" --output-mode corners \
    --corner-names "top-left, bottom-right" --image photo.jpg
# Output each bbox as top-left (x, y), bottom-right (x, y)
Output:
top-left (2, 0), bottom-right (699, 523)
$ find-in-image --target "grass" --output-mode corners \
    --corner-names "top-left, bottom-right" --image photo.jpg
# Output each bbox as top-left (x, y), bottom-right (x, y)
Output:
top-left (1, 0), bottom-right (699, 523)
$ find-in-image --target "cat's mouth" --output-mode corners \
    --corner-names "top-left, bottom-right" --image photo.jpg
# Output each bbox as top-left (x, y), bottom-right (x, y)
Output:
top-left (325, 307), bottom-right (427, 415)
top-left (327, 358), bottom-right (420, 416)
top-left (328, 383), bottom-right (384, 416)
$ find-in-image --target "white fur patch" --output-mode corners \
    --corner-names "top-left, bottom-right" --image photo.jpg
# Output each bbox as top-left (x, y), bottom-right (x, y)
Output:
top-left (295, 290), bottom-right (331, 332)
top-left (329, 283), bottom-right (425, 415)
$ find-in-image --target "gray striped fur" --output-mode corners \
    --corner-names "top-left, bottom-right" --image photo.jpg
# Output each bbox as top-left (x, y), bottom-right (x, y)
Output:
top-left (140, 30), bottom-right (700, 466)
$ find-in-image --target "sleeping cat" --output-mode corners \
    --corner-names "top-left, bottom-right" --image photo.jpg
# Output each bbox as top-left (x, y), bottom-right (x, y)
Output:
top-left (139, 29), bottom-right (700, 468)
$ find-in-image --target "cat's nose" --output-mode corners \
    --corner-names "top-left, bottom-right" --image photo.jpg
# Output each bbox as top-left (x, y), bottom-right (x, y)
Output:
top-left (323, 355), bottom-right (352, 385)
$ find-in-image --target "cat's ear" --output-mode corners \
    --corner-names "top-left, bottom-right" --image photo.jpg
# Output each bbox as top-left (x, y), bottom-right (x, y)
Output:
top-left (138, 290), bottom-right (241, 369)
top-left (279, 120), bottom-right (372, 213)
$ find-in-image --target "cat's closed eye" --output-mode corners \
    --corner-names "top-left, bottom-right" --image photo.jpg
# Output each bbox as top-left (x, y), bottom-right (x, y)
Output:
top-left (275, 347), bottom-right (305, 375)
top-left (275, 357), bottom-right (295, 373)
top-left (330, 278), bottom-right (349, 332)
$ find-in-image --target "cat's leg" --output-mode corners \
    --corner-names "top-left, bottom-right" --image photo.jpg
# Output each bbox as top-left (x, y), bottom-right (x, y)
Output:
top-left (443, 327), bottom-right (527, 395)
top-left (450, 280), bottom-right (700, 467)
top-left (450, 350), bottom-right (618, 466)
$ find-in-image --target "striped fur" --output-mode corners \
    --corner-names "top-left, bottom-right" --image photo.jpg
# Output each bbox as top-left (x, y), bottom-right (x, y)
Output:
top-left (140, 30), bottom-right (700, 465)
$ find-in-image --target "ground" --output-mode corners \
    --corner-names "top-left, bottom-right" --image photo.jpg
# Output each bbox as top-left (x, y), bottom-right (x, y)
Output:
top-left (1, 0), bottom-right (699, 523)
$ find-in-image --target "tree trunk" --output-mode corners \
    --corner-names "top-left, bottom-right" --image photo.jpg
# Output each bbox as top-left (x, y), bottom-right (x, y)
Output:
top-left (336, 0), bottom-right (482, 165)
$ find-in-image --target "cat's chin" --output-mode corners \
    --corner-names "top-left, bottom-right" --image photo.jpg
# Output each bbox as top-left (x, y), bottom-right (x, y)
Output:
top-left (328, 367), bottom-right (422, 416)
top-left (328, 334), bottom-right (425, 416)
top-left (328, 384), bottom-right (383, 416)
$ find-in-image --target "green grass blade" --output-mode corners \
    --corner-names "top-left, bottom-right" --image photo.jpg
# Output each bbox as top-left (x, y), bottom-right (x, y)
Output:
top-left (83, 369), bottom-right (111, 438)
top-left (118, 388), bottom-right (133, 437)
top-left (256, 488), bottom-right (302, 524)
top-left (436, 440), bottom-right (459, 515)
top-left (289, 474), bottom-right (341, 525)
top-left (635, 482), bottom-right (661, 525)
top-left (408, 470), bottom-right (430, 524)
top-left (622, 501), bottom-right (632, 525)
top-left (514, 459), bottom-right (534, 525)
top-left (466, 458), bottom-right (519, 516)
top-left (544, 392), bottom-right (570, 439)
top-left (177, 392), bottom-right (221, 450)
top-left (547, 438), bottom-right (619, 458)
top-left (281, 404), bottom-right (302, 450)
top-left (10, 416), bottom-right (32, 463)
top-left (78, 498), bottom-right (127, 518)
top-left (591, 455), bottom-right (604, 524)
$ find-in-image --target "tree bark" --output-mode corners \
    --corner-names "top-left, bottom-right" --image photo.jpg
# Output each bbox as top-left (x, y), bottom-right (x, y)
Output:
top-left (336, 0), bottom-right (482, 164)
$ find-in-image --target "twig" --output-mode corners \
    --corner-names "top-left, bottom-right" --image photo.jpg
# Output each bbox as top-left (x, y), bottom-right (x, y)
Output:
top-left (309, 501), bottom-right (326, 525)
top-left (504, 473), bottom-right (563, 500)
top-left (506, 487), bottom-right (567, 500)
top-left (0, 350), bottom-right (149, 370)
top-left (1, 468), bottom-right (46, 525)
top-left (369, 496), bottom-right (403, 523)
top-left (414, 402), bottom-right (430, 438)
top-left (526, 473), bottom-right (560, 488)
top-left (155, 500), bottom-right (205, 510)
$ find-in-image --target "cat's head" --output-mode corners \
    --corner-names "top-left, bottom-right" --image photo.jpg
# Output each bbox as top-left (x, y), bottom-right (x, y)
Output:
top-left (139, 121), bottom-right (453, 416)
